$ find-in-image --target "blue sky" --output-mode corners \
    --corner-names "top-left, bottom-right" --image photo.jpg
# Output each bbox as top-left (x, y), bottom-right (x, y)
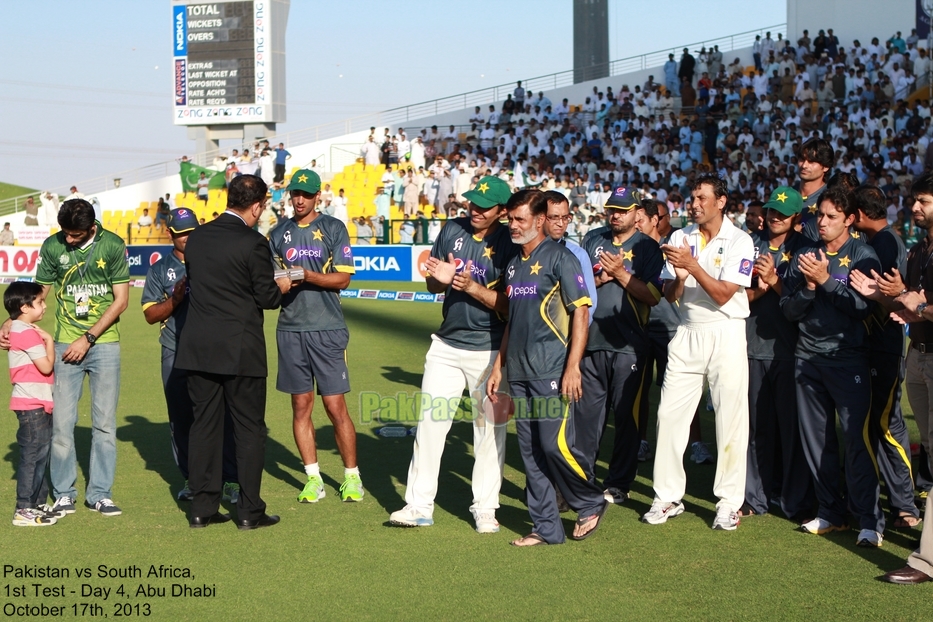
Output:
top-left (0, 0), bottom-right (784, 191)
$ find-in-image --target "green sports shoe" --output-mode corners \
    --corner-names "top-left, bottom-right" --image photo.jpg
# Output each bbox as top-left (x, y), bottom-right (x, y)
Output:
top-left (340, 474), bottom-right (365, 502)
top-left (222, 482), bottom-right (240, 504)
top-left (298, 475), bottom-right (326, 503)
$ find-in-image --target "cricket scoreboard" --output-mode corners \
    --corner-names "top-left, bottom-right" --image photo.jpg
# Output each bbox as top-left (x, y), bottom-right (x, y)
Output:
top-left (172, 0), bottom-right (288, 126)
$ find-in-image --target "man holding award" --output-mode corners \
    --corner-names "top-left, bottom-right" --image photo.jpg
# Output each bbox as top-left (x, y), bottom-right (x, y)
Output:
top-left (176, 175), bottom-right (291, 529)
top-left (268, 169), bottom-right (363, 504)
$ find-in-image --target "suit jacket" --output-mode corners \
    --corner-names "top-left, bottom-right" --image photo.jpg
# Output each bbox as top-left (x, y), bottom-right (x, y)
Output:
top-left (175, 212), bottom-right (282, 377)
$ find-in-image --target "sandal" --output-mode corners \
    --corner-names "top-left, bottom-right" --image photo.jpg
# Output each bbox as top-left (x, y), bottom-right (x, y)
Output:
top-left (737, 503), bottom-right (759, 517)
top-left (893, 514), bottom-right (922, 529)
top-left (570, 500), bottom-right (608, 541)
top-left (510, 533), bottom-right (548, 547)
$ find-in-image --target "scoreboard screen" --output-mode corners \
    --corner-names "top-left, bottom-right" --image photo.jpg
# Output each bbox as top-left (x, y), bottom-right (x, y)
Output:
top-left (172, 0), bottom-right (287, 126)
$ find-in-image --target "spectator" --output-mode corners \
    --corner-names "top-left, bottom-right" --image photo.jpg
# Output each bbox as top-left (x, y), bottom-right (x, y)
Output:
top-left (273, 143), bottom-right (291, 183)
top-left (196, 172), bottom-right (210, 203)
top-left (23, 197), bottom-right (39, 226)
top-left (399, 215), bottom-right (416, 244)
top-left (331, 189), bottom-right (349, 225)
top-left (155, 198), bottom-right (170, 229)
top-left (0, 223), bottom-right (13, 246)
top-left (138, 209), bottom-right (153, 227)
top-left (355, 217), bottom-right (373, 244)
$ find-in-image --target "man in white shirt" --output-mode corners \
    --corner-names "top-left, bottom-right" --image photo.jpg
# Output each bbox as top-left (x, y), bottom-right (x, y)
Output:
top-left (331, 189), bottom-right (349, 225)
top-left (641, 174), bottom-right (755, 531)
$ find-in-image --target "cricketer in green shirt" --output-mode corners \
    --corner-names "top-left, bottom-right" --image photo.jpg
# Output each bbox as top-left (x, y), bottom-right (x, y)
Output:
top-left (36, 223), bottom-right (130, 345)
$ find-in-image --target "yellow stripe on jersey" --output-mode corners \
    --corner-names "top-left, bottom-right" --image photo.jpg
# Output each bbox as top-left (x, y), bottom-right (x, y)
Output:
top-left (647, 282), bottom-right (662, 303)
top-left (879, 375), bottom-right (913, 478)
top-left (141, 302), bottom-right (157, 311)
top-left (540, 283), bottom-right (570, 346)
top-left (557, 400), bottom-right (587, 480)
top-left (322, 258), bottom-right (332, 272)
top-left (335, 265), bottom-right (355, 274)
top-left (626, 292), bottom-right (650, 327)
top-left (570, 296), bottom-right (591, 308)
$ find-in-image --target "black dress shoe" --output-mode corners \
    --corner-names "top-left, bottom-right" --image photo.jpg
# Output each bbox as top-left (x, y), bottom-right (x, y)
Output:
top-left (236, 514), bottom-right (280, 531)
top-left (189, 512), bottom-right (231, 528)
top-left (881, 566), bottom-right (933, 584)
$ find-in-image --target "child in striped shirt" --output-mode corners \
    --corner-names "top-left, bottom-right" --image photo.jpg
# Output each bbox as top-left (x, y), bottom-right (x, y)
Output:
top-left (5, 281), bottom-right (57, 526)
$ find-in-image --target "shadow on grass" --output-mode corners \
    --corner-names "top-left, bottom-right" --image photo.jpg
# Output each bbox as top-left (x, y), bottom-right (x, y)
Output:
top-left (2, 423), bottom-right (94, 503)
top-left (380, 366), bottom-right (423, 388)
top-left (343, 304), bottom-right (437, 343)
top-left (119, 414), bottom-right (307, 508)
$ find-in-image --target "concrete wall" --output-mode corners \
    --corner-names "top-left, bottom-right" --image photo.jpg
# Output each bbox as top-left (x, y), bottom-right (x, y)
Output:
top-left (786, 0), bottom-right (915, 51)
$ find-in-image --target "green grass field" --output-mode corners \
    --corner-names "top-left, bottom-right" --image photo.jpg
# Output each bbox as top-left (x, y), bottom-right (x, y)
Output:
top-left (0, 182), bottom-right (36, 202)
top-left (1, 281), bottom-right (930, 621)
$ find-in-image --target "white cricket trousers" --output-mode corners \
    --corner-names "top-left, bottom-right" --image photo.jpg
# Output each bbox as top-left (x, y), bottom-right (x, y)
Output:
top-left (652, 320), bottom-right (749, 511)
top-left (404, 336), bottom-right (506, 517)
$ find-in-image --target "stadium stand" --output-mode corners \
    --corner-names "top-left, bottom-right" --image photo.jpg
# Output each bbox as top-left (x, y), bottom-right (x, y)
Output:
top-left (28, 23), bottom-right (933, 249)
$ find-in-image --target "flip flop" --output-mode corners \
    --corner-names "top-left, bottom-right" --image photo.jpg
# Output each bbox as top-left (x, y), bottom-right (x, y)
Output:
top-left (510, 533), bottom-right (548, 547)
top-left (570, 500), bottom-right (608, 541)
top-left (738, 503), bottom-right (759, 517)
top-left (893, 515), bottom-right (922, 529)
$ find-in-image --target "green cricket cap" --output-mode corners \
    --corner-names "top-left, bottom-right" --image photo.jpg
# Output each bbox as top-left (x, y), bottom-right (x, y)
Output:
top-left (462, 176), bottom-right (511, 209)
top-left (763, 186), bottom-right (803, 216)
top-left (286, 169), bottom-right (321, 194)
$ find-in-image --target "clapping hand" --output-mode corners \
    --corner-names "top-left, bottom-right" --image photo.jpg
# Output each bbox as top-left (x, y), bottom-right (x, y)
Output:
top-left (798, 250), bottom-right (830, 289)
top-left (424, 252), bottom-right (458, 285)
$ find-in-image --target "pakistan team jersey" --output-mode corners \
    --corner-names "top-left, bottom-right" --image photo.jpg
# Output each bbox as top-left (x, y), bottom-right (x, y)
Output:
top-left (268, 214), bottom-right (355, 332)
top-left (746, 231), bottom-right (807, 361)
top-left (36, 225), bottom-right (130, 344)
top-left (798, 183), bottom-right (866, 245)
top-left (140, 251), bottom-right (187, 351)
top-left (431, 218), bottom-right (518, 351)
top-left (867, 226), bottom-right (907, 356)
top-left (581, 229), bottom-right (663, 354)
top-left (780, 236), bottom-right (881, 365)
top-left (798, 183), bottom-right (825, 242)
top-left (648, 230), bottom-right (683, 337)
top-left (503, 238), bottom-right (592, 381)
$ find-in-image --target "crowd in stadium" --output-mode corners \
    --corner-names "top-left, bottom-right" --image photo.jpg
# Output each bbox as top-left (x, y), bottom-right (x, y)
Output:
top-left (338, 26), bottom-right (933, 247)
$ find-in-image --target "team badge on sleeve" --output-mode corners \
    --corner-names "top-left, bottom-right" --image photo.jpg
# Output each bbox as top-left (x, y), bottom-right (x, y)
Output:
top-left (739, 258), bottom-right (753, 276)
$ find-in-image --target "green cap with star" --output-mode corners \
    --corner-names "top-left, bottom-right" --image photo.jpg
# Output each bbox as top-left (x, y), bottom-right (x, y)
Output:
top-left (286, 169), bottom-right (322, 194)
top-left (462, 176), bottom-right (512, 209)
top-left (763, 185), bottom-right (803, 216)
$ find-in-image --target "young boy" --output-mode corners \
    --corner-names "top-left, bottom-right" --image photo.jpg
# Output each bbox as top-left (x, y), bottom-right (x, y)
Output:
top-left (5, 281), bottom-right (57, 526)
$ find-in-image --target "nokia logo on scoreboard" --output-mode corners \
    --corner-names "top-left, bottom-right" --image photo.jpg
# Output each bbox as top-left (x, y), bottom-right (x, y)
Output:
top-left (173, 5), bottom-right (187, 57)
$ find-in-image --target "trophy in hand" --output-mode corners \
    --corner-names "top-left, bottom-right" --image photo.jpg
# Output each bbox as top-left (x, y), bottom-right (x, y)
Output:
top-left (274, 266), bottom-right (305, 282)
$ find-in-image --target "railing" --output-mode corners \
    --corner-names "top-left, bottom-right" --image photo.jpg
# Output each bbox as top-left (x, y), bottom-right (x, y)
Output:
top-left (20, 23), bottom-right (785, 205)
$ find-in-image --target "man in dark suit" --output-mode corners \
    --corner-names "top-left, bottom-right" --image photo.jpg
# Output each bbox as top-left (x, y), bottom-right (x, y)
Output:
top-left (175, 174), bottom-right (291, 529)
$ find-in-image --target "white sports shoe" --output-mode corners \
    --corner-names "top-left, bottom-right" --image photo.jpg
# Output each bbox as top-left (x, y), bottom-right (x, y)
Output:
top-left (641, 500), bottom-right (685, 525)
top-left (800, 517), bottom-right (847, 535)
top-left (474, 512), bottom-right (500, 534)
top-left (857, 529), bottom-right (883, 547)
top-left (389, 505), bottom-right (434, 527)
top-left (712, 509), bottom-right (740, 531)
